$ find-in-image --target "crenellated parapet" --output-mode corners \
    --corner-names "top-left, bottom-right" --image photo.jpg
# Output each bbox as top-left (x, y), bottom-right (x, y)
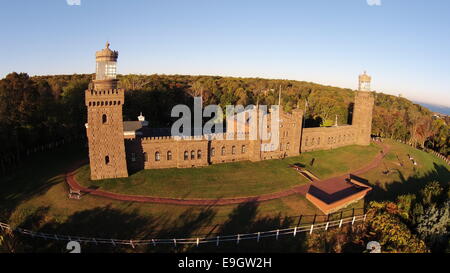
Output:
top-left (85, 88), bottom-right (125, 107)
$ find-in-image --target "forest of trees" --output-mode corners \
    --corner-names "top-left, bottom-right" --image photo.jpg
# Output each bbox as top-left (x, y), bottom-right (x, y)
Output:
top-left (0, 72), bottom-right (448, 161)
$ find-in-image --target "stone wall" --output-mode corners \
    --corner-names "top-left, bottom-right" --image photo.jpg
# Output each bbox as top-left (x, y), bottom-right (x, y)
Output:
top-left (352, 91), bottom-right (374, 146)
top-left (85, 88), bottom-right (128, 180)
top-left (86, 89), bottom-right (374, 176)
top-left (301, 125), bottom-right (359, 153)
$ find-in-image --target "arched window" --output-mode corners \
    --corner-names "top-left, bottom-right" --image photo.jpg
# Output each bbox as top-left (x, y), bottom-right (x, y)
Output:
top-left (317, 137), bottom-right (321, 145)
top-left (311, 138), bottom-right (315, 146)
top-left (232, 146), bottom-right (236, 155)
top-left (211, 147), bottom-right (215, 157)
top-left (191, 150), bottom-right (195, 160)
top-left (143, 152), bottom-right (148, 162)
top-left (305, 137), bottom-right (309, 147)
top-left (221, 146), bottom-right (226, 156)
top-left (197, 150), bottom-right (202, 159)
top-left (184, 151), bottom-right (188, 160)
top-left (286, 142), bottom-right (290, 150)
top-left (102, 114), bottom-right (107, 124)
top-left (105, 155), bottom-right (110, 165)
top-left (167, 151), bottom-right (172, 160)
top-left (242, 145), bottom-right (246, 153)
top-left (155, 152), bottom-right (160, 161)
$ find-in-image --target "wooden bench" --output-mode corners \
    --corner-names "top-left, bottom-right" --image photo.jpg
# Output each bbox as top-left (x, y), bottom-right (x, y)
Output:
top-left (68, 188), bottom-right (81, 200)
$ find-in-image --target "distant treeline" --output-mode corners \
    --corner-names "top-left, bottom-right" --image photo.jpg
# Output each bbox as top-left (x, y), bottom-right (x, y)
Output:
top-left (0, 73), bottom-right (448, 158)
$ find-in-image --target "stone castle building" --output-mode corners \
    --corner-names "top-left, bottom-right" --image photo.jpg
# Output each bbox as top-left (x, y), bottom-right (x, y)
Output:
top-left (85, 44), bottom-right (374, 180)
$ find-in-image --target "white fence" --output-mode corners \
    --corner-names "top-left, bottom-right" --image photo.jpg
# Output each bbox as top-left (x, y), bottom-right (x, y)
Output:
top-left (0, 214), bottom-right (367, 248)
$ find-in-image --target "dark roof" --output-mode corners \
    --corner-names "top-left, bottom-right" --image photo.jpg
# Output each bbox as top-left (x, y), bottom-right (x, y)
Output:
top-left (123, 121), bottom-right (172, 137)
top-left (123, 121), bottom-right (143, 132)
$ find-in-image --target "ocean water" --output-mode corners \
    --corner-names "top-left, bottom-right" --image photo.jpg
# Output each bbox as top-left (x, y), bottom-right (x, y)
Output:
top-left (414, 101), bottom-right (450, 116)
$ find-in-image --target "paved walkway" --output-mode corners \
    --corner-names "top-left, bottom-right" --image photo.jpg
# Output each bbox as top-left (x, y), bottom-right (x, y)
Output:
top-left (66, 142), bottom-right (390, 206)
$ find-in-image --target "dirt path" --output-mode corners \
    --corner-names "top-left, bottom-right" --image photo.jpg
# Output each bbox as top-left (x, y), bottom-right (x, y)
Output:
top-left (66, 142), bottom-right (390, 206)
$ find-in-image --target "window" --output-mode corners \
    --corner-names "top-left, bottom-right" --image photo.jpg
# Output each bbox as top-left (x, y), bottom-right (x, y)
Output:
top-left (232, 146), bottom-right (236, 155)
top-left (286, 142), bottom-right (290, 150)
top-left (131, 153), bottom-right (136, 162)
top-left (96, 61), bottom-right (117, 80)
top-left (317, 137), bottom-right (321, 145)
top-left (197, 150), bottom-right (202, 159)
top-left (242, 145), bottom-right (246, 154)
top-left (143, 152), bottom-right (148, 162)
top-left (167, 151), bottom-right (172, 160)
top-left (305, 137), bottom-right (309, 147)
top-left (184, 151), bottom-right (188, 160)
top-left (311, 138), bottom-right (315, 146)
top-left (102, 114), bottom-right (107, 124)
top-left (105, 155), bottom-right (110, 165)
top-left (221, 146), bottom-right (226, 156)
top-left (155, 152), bottom-right (160, 161)
top-left (211, 147), bottom-right (215, 157)
top-left (191, 150), bottom-right (195, 160)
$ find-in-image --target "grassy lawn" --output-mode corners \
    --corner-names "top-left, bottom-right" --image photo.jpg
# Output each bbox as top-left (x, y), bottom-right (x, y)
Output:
top-left (363, 139), bottom-right (450, 201)
top-left (76, 143), bottom-right (381, 199)
top-left (0, 144), bottom-right (322, 241)
top-left (294, 143), bottom-right (381, 179)
top-left (76, 159), bottom-right (309, 199)
top-left (1, 139), bottom-right (447, 252)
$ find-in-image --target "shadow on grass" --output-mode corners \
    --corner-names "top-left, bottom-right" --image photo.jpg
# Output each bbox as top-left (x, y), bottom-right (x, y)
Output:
top-left (366, 163), bottom-right (450, 202)
top-left (0, 143), bottom-right (88, 219)
top-left (12, 201), bottom-right (308, 253)
top-left (187, 201), bottom-right (308, 253)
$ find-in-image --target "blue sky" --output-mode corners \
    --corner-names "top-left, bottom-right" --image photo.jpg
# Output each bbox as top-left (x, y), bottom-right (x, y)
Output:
top-left (1, 0), bottom-right (449, 107)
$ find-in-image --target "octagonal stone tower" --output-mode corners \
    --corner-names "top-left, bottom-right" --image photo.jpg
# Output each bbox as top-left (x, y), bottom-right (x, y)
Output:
top-left (85, 42), bottom-right (128, 180)
top-left (352, 71), bottom-right (374, 146)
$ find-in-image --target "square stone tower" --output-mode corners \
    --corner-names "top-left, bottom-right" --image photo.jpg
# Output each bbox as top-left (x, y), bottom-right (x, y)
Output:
top-left (352, 71), bottom-right (374, 146)
top-left (85, 42), bottom-right (128, 180)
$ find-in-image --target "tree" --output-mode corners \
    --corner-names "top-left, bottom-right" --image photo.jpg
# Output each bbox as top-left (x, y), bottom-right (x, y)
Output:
top-left (420, 181), bottom-right (444, 206)
top-left (396, 194), bottom-right (417, 221)
top-left (366, 202), bottom-right (429, 253)
top-left (416, 201), bottom-right (449, 251)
